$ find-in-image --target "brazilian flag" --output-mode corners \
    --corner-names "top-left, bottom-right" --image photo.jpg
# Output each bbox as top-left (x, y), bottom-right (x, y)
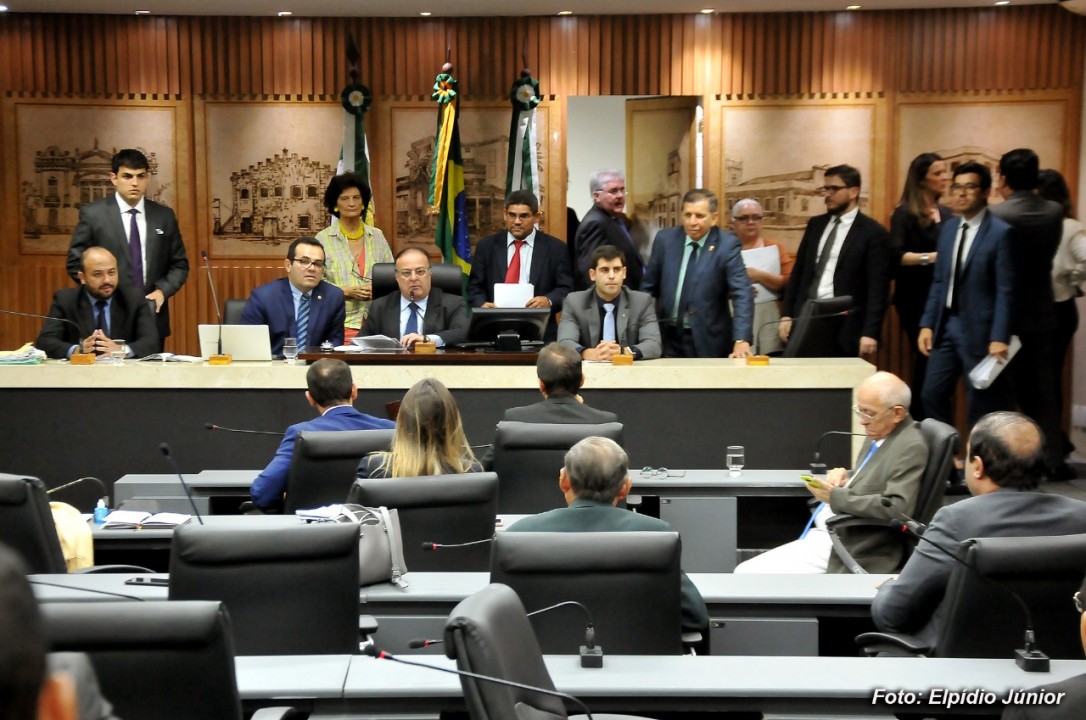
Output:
top-left (428, 69), bottom-right (471, 280)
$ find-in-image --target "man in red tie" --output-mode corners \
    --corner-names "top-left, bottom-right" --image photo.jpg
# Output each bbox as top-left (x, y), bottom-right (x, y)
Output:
top-left (467, 190), bottom-right (573, 341)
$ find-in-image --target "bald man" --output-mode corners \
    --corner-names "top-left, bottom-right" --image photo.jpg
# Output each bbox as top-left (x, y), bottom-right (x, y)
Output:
top-left (735, 371), bottom-right (928, 574)
top-left (36, 247), bottom-right (159, 359)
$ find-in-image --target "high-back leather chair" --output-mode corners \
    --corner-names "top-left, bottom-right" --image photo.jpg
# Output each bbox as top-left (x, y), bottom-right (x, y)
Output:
top-left (168, 523), bottom-right (360, 655)
top-left (491, 531), bottom-right (683, 655)
top-left (370, 262), bottom-right (463, 299)
top-left (285, 429), bottom-right (394, 513)
top-left (781, 295), bottom-right (853, 358)
top-left (223, 298), bottom-right (247, 324)
top-left (349, 471), bottom-right (497, 572)
top-left (42, 600), bottom-right (295, 720)
top-left (857, 533), bottom-right (1086, 659)
top-left (490, 422), bottom-right (624, 514)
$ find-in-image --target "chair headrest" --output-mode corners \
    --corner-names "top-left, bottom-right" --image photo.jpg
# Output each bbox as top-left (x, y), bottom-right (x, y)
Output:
top-left (493, 531), bottom-right (680, 573)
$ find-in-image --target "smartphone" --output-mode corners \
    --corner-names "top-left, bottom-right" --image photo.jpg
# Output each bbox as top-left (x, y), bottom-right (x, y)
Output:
top-left (124, 576), bottom-right (169, 587)
top-left (799, 474), bottom-right (824, 488)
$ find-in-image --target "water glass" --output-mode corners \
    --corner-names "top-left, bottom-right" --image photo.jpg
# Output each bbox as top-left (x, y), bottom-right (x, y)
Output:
top-left (110, 339), bottom-right (127, 365)
top-left (726, 445), bottom-right (745, 477)
top-left (282, 337), bottom-right (299, 364)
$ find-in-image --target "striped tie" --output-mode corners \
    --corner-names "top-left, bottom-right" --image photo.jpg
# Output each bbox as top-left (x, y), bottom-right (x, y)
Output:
top-left (296, 293), bottom-right (310, 350)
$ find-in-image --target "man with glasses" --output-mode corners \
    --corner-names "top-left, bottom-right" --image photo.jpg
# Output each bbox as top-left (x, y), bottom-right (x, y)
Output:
top-left (872, 412), bottom-right (1086, 656)
top-left (362, 247), bottom-right (469, 347)
top-left (779, 164), bottom-right (891, 357)
top-left (735, 371), bottom-right (926, 573)
top-left (918, 161), bottom-right (1014, 429)
top-left (241, 236), bottom-right (346, 357)
top-left (642, 189), bottom-right (754, 358)
top-left (573, 169), bottom-right (644, 291)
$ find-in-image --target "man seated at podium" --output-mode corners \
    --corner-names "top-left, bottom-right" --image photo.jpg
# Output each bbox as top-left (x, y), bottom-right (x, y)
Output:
top-left (735, 371), bottom-right (927, 574)
top-left (361, 247), bottom-right (469, 348)
top-left (508, 436), bottom-right (708, 634)
top-left (35, 247), bottom-right (158, 360)
top-left (249, 358), bottom-right (393, 511)
top-left (241, 237), bottom-right (346, 357)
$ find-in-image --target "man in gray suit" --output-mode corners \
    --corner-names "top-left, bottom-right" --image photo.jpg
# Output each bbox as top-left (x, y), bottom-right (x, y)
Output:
top-left (872, 411), bottom-right (1086, 653)
top-left (66, 148), bottom-right (189, 352)
top-left (558, 245), bottom-right (661, 360)
top-left (735, 371), bottom-right (928, 574)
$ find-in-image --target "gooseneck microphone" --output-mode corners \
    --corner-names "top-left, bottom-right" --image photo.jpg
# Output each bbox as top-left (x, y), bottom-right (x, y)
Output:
top-left (0, 308), bottom-right (86, 354)
top-left (527, 600), bottom-right (602, 668)
top-left (811, 430), bottom-right (867, 475)
top-left (421, 538), bottom-right (494, 551)
top-left (363, 645), bottom-right (595, 720)
top-left (47, 476), bottom-right (109, 498)
top-left (205, 423), bottom-right (285, 436)
top-left (201, 250), bottom-right (227, 358)
top-left (407, 638), bottom-right (443, 649)
top-left (158, 443), bottom-right (205, 525)
top-left (881, 498), bottom-right (1048, 672)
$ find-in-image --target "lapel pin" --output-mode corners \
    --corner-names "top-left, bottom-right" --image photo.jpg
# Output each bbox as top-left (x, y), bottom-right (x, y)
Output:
top-left (155, 228), bottom-right (164, 235)
top-left (709, 245), bottom-right (716, 252)
top-left (316, 295), bottom-right (322, 301)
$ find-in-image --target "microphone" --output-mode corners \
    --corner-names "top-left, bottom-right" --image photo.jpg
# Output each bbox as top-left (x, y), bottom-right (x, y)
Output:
top-left (879, 497), bottom-right (926, 535)
top-left (811, 430), bottom-right (867, 475)
top-left (407, 638), bottom-right (443, 649)
top-left (362, 645), bottom-right (595, 720)
top-left (882, 498), bottom-right (1048, 672)
top-left (421, 538), bottom-right (494, 551)
top-left (526, 600), bottom-right (602, 668)
top-left (157, 443), bottom-right (205, 525)
top-left (755, 308), bottom-right (851, 355)
top-left (1, 308), bottom-right (89, 358)
top-left (201, 251), bottom-right (231, 364)
top-left (47, 476), bottom-right (108, 497)
top-left (205, 422), bottom-right (285, 436)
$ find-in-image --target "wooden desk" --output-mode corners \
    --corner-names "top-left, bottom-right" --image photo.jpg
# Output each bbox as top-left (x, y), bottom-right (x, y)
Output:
top-left (297, 348), bottom-right (538, 364)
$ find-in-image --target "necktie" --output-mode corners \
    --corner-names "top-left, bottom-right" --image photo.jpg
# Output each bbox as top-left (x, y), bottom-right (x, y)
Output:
top-left (127, 209), bottom-right (144, 289)
top-left (951, 222), bottom-right (970, 312)
top-left (800, 441), bottom-right (878, 539)
top-left (505, 240), bottom-right (525, 284)
top-left (602, 303), bottom-right (616, 342)
top-left (94, 300), bottom-right (108, 354)
top-left (296, 293), bottom-right (310, 349)
top-left (677, 241), bottom-right (700, 319)
top-left (405, 302), bottom-right (420, 336)
top-left (809, 217), bottom-right (840, 298)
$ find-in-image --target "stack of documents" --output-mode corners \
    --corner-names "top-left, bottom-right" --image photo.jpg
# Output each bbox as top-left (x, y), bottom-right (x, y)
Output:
top-left (101, 510), bottom-right (192, 529)
top-left (0, 343), bottom-right (45, 365)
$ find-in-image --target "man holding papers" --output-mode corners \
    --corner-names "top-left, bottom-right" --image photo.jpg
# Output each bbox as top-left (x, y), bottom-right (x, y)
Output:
top-left (918, 162), bottom-right (1014, 428)
top-left (467, 190), bottom-right (573, 341)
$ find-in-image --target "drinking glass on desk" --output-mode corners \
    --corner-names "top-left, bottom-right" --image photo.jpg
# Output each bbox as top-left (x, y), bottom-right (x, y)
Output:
top-left (726, 445), bottom-right (745, 476)
top-left (110, 339), bottom-right (127, 365)
top-left (282, 337), bottom-right (299, 364)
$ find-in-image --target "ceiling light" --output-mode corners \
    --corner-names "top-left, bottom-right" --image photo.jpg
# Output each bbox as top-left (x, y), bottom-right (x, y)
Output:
top-left (277, 11), bottom-right (292, 16)
top-left (700, 8), bottom-right (714, 13)
top-left (134, 9), bottom-right (151, 14)
top-left (419, 11), bottom-right (431, 15)
top-left (846, 4), bottom-right (861, 9)
top-left (994, 1), bottom-right (1010, 4)
top-left (0, 4), bottom-right (10, 10)
top-left (558, 10), bottom-right (573, 15)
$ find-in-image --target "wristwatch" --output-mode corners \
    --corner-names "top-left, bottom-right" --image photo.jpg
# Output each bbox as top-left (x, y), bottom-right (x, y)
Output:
top-left (920, 254), bottom-right (931, 266)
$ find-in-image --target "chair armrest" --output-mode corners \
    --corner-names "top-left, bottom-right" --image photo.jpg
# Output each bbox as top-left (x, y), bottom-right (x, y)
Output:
top-left (73, 565), bottom-right (155, 574)
top-left (824, 513), bottom-right (890, 530)
top-left (250, 707), bottom-right (300, 719)
top-left (855, 631), bottom-right (932, 657)
top-left (359, 614), bottom-right (379, 636)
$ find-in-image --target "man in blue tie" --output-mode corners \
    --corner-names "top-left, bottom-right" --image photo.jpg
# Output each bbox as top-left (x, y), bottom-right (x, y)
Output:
top-left (558, 245), bottom-right (661, 360)
top-left (241, 237), bottom-right (346, 357)
top-left (735, 371), bottom-right (928, 574)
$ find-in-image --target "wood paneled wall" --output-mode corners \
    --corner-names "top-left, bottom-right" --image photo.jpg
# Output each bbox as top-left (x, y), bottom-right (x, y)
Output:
top-left (1, 5), bottom-right (1084, 361)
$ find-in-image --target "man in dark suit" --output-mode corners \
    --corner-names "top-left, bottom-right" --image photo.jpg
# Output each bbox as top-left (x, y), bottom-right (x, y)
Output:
top-left (36, 247), bottom-right (159, 359)
top-left (643, 188), bottom-right (754, 358)
top-left (990, 148), bottom-right (1068, 479)
top-left (919, 161), bottom-right (1015, 428)
top-left (362, 247), bottom-right (469, 347)
top-left (467, 190), bottom-right (573, 341)
top-left (779, 164), bottom-right (891, 357)
top-left (573, 170), bottom-right (643, 291)
top-left (508, 436), bottom-right (709, 634)
top-left (558, 245), bottom-right (661, 360)
top-left (249, 358), bottom-right (394, 511)
top-left (241, 237), bottom-right (346, 357)
top-left (871, 411), bottom-right (1086, 654)
top-left (65, 148), bottom-right (188, 352)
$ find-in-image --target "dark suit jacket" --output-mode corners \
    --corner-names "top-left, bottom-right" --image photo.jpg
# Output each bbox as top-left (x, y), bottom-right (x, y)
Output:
top-left (642, 226), bottom-right (755, 356)
top-left (508, 498), bottom-right (710, 633)
top-left (990, 191), bottom-right (1064, 334)
top-left (361, 287), bottom-right (469, 347)
top-left (573, 205), bottom-right (643, 291)
top-left (479, 396), bottom-right (619, 470)
top-left (871, 490), bottom-right (1086, 652)
top-left (920, 211), bottom-right (1014, 363)
top-left (467, 230), bottom-right (574, 340)
top-left (35, 285), bottom-right (159, 359)
top-left (557, 287), bottom-right (662, 359)
top-left (66, 196), bottom-right (189, 340)
top-left (825, 418), bottom-right (928, 574)
top-left (1002, 673), bottom-right (1086, 719)
top-left (241, 278), bottom-right (346, 357)
top-left (780, 211), bottom-right (891, 355)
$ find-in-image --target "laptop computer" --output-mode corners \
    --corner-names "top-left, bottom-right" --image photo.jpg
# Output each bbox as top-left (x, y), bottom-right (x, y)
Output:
top-left (197, 324), bottom-right (273, 361)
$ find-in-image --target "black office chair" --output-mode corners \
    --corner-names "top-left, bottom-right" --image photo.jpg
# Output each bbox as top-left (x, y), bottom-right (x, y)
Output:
top-left (856, 533), bottom-right (1086, 659)
top-left (370, 261), bottom-right (464, 299)
top-left (223, 298), bottom-right (247, 324)
top-left (826, 418), bottom-right (959, 574)
top-left (284, 428), bottom-right (394, 513)
top-left (42, 600), bottom-right (295, 720)
top-left (0, 474), bottom-right (150, 575)
top-left (782, 295), bottom-right (853, 357)
top-left (445, 583), bottom-right (649, 720)
top-left (168, 522), bottom-right (361, 655)
top-left (349, 471), bottom-right (498, 572)
top-left (490, 422), bottom-right (624, 514)
top-left (491, 531), bottom-right (684, 655)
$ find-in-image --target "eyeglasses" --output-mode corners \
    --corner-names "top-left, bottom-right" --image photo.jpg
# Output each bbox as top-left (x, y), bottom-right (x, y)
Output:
top-left (734, 215), bottom-right (764, 223)
top-left (816, 185), bottom-right (850, 195)
top-left (290, 258), bottom-right (325, 270)
top-left (641, 466), bottom-right (670, 478)
top-left (949, 183), bottom-right (981, 193)
top-left (851, 404), bottom-right (898, 421)
top-left (1075, 591), bottom-right (1084, 614)
top-left (395, 267), bottom-right (431, 279)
